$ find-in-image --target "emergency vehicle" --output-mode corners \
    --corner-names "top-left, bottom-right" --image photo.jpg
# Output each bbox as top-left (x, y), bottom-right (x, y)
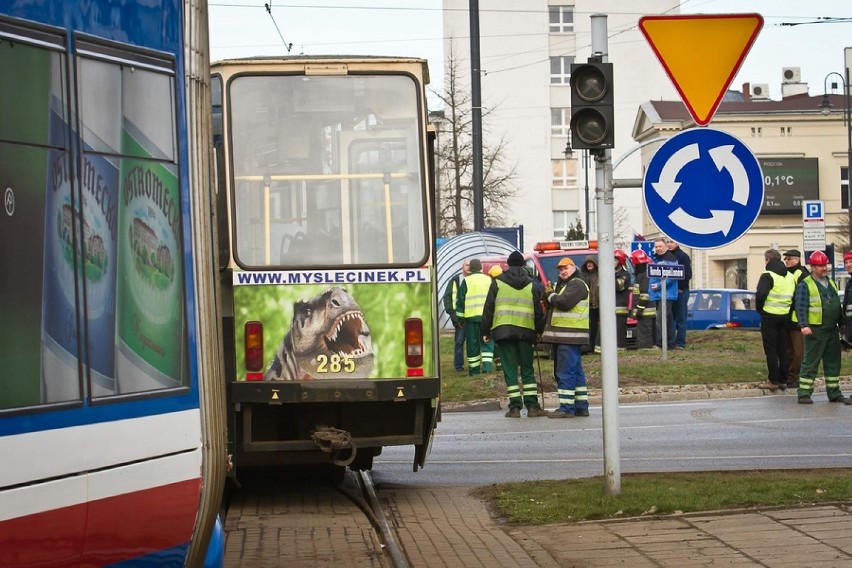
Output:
top-left (481, 240), bottom-right (599, 286)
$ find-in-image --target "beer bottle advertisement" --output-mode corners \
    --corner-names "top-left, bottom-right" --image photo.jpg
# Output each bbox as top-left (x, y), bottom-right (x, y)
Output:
top-left (115, 129), bottom-right (185, 393)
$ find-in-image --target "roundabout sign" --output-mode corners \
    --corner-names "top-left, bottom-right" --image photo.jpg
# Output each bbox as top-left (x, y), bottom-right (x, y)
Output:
top-left (643, 128), bottom-right (764, 249)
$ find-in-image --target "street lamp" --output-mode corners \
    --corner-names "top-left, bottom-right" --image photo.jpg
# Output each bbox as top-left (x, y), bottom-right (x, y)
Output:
top-left (819, 71), bottom-right (852, 247)
top-left (563, 138), bottom-right (591, 240)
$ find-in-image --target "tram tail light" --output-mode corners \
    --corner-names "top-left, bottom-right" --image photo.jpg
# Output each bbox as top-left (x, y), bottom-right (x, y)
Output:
top-left (244, 321), bottom-right (264, 378)
top-left (405, 318), bottom-right (423, 373)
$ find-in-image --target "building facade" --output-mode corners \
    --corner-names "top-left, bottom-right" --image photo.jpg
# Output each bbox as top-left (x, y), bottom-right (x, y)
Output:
top-left (441, 0), bottom-right (678, 248)
top-left (633, 73), bottom-right (851, 290)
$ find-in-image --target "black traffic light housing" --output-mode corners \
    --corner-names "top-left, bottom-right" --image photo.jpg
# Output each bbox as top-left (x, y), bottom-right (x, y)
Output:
top-left (569, 60), bottom-right (614, 151)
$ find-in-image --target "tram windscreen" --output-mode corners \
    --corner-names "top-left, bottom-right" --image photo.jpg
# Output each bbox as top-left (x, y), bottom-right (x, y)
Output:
top-left (228, 73), bottom-right (427, 267)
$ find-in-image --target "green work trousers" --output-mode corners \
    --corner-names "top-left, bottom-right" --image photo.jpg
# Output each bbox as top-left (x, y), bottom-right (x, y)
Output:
top-left (798, 324), bottom-right (843, 400)
top-left (498, 340), bottom-right (539, 410)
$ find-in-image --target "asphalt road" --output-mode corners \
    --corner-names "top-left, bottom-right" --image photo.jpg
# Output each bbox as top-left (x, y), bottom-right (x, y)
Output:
top-left (372, 394), bottom-right (852, 485)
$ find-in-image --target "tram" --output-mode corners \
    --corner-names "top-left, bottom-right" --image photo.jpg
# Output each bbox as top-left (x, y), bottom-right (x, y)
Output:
top-left (0, 0), bottom-right (226, 565)
top-left (211, 56), bottom-right (441, 476)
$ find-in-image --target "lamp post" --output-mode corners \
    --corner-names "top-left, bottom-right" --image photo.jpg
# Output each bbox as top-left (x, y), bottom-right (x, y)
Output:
top-left (819, 70), bottom-right (852, 246)
top-left (563, 139), bottom-right (591, 240)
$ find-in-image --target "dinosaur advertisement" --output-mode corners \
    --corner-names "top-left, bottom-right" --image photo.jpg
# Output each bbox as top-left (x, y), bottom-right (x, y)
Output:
top-left (233, 275), bottom-right (435, 380)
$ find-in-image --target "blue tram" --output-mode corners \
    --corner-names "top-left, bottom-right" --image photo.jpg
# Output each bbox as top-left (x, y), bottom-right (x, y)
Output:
top-left (0, 0), bottom-right (226, 565)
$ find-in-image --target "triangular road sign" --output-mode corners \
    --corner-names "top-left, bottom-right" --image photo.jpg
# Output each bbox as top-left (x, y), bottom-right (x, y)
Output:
top-left (639, 14), bottom-right (764, 126)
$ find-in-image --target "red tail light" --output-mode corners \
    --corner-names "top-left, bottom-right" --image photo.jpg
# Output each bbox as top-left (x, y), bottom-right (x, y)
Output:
top-left (245, 321), bottom-right (264, 373)
top-left (405, 318), bottom-right (423, 369)
top-left (725, 322), bottom-right (742, 328)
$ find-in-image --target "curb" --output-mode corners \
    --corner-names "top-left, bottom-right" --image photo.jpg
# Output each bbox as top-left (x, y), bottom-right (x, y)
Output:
top-left (442, 379), bottom-right (852, 412)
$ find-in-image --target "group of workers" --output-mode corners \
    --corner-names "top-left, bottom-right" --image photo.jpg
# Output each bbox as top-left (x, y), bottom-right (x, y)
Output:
top-left (443, 242), bottom-right (684, 419)
top-left (757, 248), bottom-right (852, 405)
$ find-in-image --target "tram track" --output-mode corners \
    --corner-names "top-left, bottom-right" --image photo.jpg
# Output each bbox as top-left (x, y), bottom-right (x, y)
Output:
top-left (222, 468), bottom-right (408, 567)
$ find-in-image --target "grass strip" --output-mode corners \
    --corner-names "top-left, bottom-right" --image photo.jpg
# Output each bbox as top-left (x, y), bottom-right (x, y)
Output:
top-left (473, 469), bottom-right (852, 524)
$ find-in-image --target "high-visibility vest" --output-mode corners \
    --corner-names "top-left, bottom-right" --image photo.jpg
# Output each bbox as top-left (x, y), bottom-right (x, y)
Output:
top-left (462, 273), bottom-right (492, 318)
top-left (761, 271), bottom-right (794, 315)
top-left (551, 279), bottom-right (590, 329)
top-left (801, 276), bottom-right (838, 325)
top-left (492, 280), bottom-right (534, 331)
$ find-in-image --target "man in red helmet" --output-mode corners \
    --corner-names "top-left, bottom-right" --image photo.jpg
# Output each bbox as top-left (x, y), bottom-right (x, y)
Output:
top-left (629, 249), bottom-right (655, 348)
top-left (794, 250), bottom-right (847, 404)
top-left (614, 250), bottom-right (631, 348)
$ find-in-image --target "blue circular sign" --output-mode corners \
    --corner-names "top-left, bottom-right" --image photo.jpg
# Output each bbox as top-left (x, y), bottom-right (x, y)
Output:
top-left (643, 128), bottom-right (764, 249)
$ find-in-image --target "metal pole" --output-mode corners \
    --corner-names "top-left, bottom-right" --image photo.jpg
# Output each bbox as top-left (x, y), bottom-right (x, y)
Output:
top-left (584, 150), bottom-right (590, 239)
top-left (661, 276), bottom-right (668, 360)
top-left (469, 0), bottom-right (484, 231)
top-left (590, 12), bottom-right (621, 497)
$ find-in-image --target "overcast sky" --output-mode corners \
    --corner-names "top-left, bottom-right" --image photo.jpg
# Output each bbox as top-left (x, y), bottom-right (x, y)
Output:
top-left (208, 1), bottom-right (852, 102)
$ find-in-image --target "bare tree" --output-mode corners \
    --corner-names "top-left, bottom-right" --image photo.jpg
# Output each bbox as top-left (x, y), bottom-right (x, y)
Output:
top-left (431, 41), bottom-right (518, 237)
top-left (613, 206), bottom-right (634, 249)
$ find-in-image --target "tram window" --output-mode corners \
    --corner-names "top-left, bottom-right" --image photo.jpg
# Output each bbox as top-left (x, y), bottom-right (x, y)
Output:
top-left (0, 32), bottom-right (79, 410)
top-left (77, 47), bottom-right (188, 398)
top-left (228, 73), bottom-right (427, 267)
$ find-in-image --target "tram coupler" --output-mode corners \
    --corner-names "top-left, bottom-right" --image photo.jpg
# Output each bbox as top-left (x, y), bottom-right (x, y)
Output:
top-left (311, 426), bottom-right (357, 466)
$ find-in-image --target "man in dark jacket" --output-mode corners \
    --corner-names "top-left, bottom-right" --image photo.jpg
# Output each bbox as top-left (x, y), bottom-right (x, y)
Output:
top-left (783, 249), bottom-right (809, 388)
top-left (482, 251), bottom-right (546, 417)
top-left (667, 239), bottom-right (692, 348)
top-left (755, 249), bottom-right (794, 390)
top-left (580, 255), bottom-right (600, 353)
top-left (843, 251), bottom-right (852, 348)
top-left (650, 239), bottom-right (678, 349)
top-left (442, 259), bottom-right (470, 373)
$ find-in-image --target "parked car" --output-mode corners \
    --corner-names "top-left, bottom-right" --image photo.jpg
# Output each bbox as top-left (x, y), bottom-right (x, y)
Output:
top-left (686, 288), bottom-right (761, 330)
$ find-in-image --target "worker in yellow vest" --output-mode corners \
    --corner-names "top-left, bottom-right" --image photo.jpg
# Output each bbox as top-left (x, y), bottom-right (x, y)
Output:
top-left (794, 250), bottom-right (847, 404)
top-left (456, 259), bottom-right (492, 376)
top-left (481, 251), bottom-right (546, 417)
top-left (755, 249), bottom-right (795, 391)
top-left (541, 257), bottom-right (591, 418)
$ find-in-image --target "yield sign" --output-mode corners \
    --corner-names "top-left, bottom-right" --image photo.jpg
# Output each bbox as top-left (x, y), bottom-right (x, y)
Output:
top-left (639, 14), bottom-right (763, 126)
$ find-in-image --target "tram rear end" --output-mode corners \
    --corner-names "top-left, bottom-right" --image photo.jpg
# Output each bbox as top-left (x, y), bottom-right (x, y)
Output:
top-left (212, 56), bottom-right (441, 475)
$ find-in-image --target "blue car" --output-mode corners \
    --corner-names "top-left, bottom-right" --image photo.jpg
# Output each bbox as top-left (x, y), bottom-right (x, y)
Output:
top-left (686, 288), bottom-right (761, 330)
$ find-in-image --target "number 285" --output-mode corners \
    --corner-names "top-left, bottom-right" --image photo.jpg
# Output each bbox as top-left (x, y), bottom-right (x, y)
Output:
top-left (316, 354), bottom-right (356, 373)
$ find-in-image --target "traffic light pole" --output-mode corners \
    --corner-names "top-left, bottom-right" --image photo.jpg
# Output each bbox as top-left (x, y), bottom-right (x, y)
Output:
top-left (590, 12), bottom-right (621, 497)
top-left (469, 0), bottom-right (484, 231)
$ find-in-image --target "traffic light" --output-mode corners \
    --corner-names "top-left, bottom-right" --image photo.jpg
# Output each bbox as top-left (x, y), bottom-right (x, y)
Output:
top-left (569, 61), bottom-right (614, 151)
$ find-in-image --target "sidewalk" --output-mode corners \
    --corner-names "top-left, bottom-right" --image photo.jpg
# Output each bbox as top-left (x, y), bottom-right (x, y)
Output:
top-left (384, 486), bottom-right (852, 567)
top-left (421, 382), bottom-right (852, 567)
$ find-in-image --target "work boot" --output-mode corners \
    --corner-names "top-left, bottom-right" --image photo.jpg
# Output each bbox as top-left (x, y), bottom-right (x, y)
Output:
top-left (798, 395), bottom-right (813, 404)
top-left (844, 398), bottom-right (852, 405)
top-left (526, 406), bottom-right (547, 418)
top-left (828, 394), bottom-right (846, 403)
top-left (505, 408), bottom-right (521, 418)
top-left (757, 381), bottom-right (779, 390)
top-left (575, 409), bottom-right (590, 417)
top-left (787, 380), bottom-right (799, 389)
top-left (547, 409), bottom-right (575, 419)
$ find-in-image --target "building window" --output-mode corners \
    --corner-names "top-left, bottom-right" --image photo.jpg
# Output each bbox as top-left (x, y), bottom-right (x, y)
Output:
top-left (549, 6), bottom-right (574, 33)
top-left (842, 166), bottom-right (849, 209)
top-left (723, 259), bottom-right (747, 289)
top-left (551, 107), bottom-right (569, 136)
top-left (553, 210), bottom-right (578, 239)
top-left (550, 56), bottom-right (574, 85)
top-left (552, 159), bottom-right (577, 188)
